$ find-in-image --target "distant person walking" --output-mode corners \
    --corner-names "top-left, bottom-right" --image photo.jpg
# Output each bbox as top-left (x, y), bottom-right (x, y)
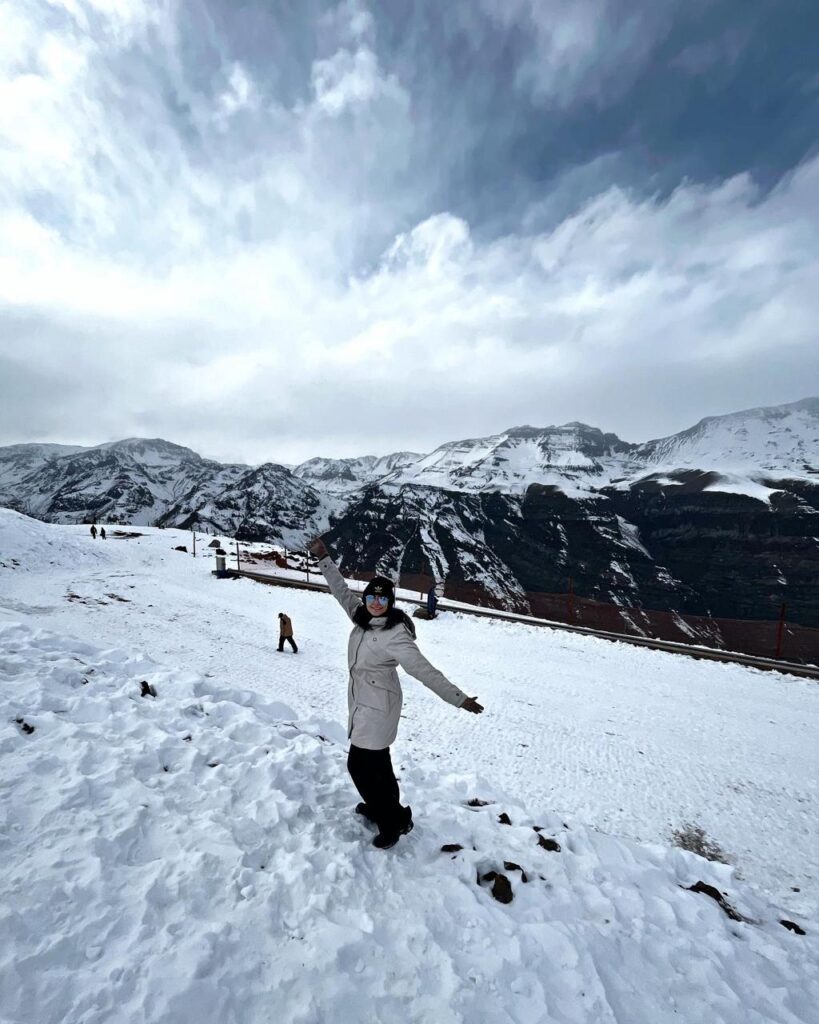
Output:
top-left (277, 613), bottom-right (298, 653)
top-left (99, 527), bottom-right (106, 540)
top-left (426, 586), bottom-right (438, 620)
top-left (308, 537), bottom-right (483, 850)
top-left (89, 525), bottom-right (97, 540)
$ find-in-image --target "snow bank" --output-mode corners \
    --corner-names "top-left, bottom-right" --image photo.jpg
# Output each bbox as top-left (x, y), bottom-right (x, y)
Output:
top-left (0, 508), bottom-right (119, 574)
top-left (1, 617), bottom-right (817, 1024)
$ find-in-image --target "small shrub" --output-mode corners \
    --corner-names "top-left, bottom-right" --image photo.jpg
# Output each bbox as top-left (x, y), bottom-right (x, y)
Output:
top-left (670, 823), bottom-right (731, 864)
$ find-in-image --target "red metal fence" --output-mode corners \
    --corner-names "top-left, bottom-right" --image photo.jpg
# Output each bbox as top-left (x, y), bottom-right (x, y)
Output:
top-left (378, 572), bottom-right (819, 666)
top-left (236, 549), bottom-right (819, 666)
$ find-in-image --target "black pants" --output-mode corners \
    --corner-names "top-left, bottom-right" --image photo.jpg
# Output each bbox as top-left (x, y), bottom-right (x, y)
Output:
top-left (347, 744), bottom-right (408, 833)
top-left (278, 636), bottom-right (298, 652)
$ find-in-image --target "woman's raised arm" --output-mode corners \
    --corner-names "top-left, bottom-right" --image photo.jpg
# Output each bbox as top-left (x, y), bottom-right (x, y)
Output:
top-left (308, 538), bottom-right (361, 621)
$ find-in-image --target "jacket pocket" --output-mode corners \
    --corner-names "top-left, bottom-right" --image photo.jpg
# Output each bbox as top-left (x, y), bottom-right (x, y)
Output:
top-left (357, 680), bottom-right (392, 713)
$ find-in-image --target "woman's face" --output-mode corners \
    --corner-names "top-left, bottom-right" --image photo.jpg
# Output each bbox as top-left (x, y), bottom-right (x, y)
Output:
top-left (365, 594), bottom-right (389, 617)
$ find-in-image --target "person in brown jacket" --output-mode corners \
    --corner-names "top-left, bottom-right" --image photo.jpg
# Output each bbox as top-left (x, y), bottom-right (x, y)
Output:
top-left (277, 612), bottom-right (298, 653)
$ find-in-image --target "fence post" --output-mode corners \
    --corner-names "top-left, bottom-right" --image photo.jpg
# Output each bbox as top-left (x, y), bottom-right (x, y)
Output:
top-left (567, 577), bottom-right (574, 622)
top-left (305, 551), bottom-right (310, 585)
top-left (775, 601), bottom-right (787, 659)
top-left (235, 539), bottom-right (241, 572)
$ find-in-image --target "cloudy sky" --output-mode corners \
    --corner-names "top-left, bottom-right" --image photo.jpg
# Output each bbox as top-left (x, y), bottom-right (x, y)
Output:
top-left (1, 0), bottom-right (818, 464)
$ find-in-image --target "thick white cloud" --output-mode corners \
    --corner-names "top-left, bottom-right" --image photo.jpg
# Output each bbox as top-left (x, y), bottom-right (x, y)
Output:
top-left (0, 0), bottom-right (817, 464)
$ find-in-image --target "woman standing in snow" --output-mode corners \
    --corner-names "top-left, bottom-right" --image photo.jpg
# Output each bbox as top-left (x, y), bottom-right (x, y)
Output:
top-left (308, 538), bottom-right (484, 849)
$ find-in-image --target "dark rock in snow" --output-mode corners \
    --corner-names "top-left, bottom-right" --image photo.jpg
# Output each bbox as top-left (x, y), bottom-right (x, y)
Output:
top-left (504, 861), bottom-right (528, 882)
top-left (498, 812), bottom-right (512, 825)
top-left (780, 919), bottom-right (806, 935)
top-left (139, 681), bottom-right (157, 698)
top-left (490, 874), bottom-right (514, 904)
top-left (537, 834), bottom-right (561, 852)
top-left (685, 881), bottom-right (749, 923)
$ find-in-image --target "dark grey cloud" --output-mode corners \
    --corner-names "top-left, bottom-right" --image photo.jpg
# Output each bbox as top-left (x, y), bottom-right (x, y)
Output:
top-left (0, 0), bottom-right (817, 463)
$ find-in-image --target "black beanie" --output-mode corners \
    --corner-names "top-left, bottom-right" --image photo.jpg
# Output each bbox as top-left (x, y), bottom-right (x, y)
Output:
top-left (363, 576), bottom-right (395, 606)
top-left (355, 575), bottom-right (408, 631)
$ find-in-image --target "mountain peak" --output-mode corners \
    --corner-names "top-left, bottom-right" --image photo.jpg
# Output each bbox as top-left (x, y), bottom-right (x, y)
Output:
top-left (98, 437), bottom-right (203, 459)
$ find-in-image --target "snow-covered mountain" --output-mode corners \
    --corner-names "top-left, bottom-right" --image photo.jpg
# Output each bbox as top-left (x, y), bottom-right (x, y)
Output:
top-left (0, 438), bottom-right (332, 547)
top-left (0, 438), bottom-right (240, 523)
top-left (375, 424), bottom-right (635, 495)
top-left (635, 397), bottom-right (819, 478)
top-left (293, 450), bottom-right (423, 494)
top-left (1, 398), bottom-right (817, 639)
top-left (170, 461), bottom-right (330, 549)
top-left (0, 442), bottom-right (88, 493)
top-left (295, 398), bottom-right (817, 497)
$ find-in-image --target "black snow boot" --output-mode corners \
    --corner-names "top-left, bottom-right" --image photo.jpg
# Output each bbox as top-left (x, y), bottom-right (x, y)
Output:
top-left (372, 807), bottom-right (413, 850)
top-left (355, 802), bottom-right (378, 823)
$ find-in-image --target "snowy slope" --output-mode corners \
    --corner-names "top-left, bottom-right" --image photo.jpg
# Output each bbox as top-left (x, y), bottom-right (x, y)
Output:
top-left (170, 462), bottom-right (331, 547)
top-left (635, 397), bottom-right (819, 480)
top-left (293, 451), bottom-right (423, 495)
top-left (2, 507), bottom-right (817, 919)
top-left (0, 439), bottom-right (336, 544)
top-left (3, 438), bottom-right (249, 524)
top-left (0, 442), bottom-right (88, 499)
top-left (2, 614), bottom-right (817, 1024)
top-left (361, 424), bottom-right (633, 496)
top-left (295, 398), bottom-right (818, 498)
top-left (1, 511), bottom-right (817, 1023)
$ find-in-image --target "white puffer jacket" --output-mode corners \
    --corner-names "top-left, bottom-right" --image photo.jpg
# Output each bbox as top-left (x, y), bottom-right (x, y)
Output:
top-left (318, 555), bottom-right (467, 750)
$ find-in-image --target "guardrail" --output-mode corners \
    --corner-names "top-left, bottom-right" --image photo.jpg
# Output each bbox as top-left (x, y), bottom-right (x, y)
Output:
top-left (215, 567), bottom-right (819, 682)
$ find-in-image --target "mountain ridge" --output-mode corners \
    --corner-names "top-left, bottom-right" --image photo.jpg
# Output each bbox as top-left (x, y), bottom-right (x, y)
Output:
top-left (3, 395), bottom-right (814, 487)
top-left (1, 397), bottom-right (816, 642)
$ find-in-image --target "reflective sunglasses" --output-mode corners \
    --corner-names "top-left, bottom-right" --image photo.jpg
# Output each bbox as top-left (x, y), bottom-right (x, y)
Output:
top-left (365, 593), bottom-right (389, 605)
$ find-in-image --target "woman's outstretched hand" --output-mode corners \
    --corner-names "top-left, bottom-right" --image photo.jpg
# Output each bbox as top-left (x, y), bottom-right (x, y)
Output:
top-left (461, 696), bottom-right (484, 714)
top-left (308, 537), bottom-right (328, 559)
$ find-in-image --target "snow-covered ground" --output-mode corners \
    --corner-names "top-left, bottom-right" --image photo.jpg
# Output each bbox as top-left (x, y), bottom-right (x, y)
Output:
top-left (1, 510), bottom-right (817, 1023)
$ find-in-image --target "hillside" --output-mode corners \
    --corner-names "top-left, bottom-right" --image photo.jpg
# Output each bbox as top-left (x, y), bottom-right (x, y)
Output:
top-left (1, 400), bottom-right (817, 642)
top-left (1, 509), bottom-right (817, 1022)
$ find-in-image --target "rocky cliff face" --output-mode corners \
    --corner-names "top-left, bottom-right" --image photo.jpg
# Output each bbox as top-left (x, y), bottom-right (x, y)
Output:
top-left (1, 400), bottom-right (816, 635)
top-left (161, 462), bottom-right (329, 549)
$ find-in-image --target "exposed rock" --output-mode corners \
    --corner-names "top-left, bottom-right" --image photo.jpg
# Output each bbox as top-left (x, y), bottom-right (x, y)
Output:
top-left (504, 861), bottom-right (528, 883)
top-left (537, 834), bottom-right (561, 853)
top-left (684, 881), bottom-right (749, 923)
top-left (490, 874), bottom-right (513, 904)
